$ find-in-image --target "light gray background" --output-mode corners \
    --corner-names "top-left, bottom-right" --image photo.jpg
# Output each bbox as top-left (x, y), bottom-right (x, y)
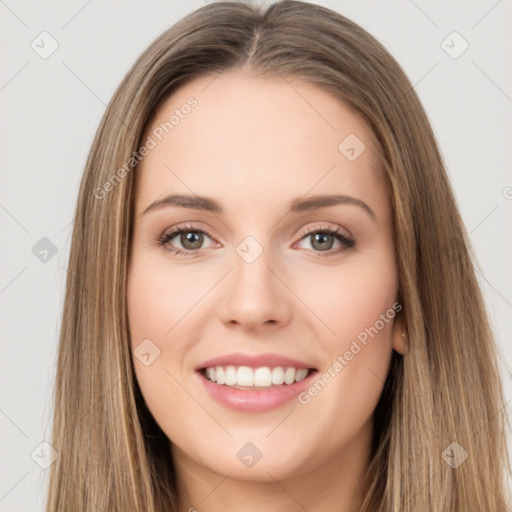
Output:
top-left (1, 1), bottom-right (511, 510)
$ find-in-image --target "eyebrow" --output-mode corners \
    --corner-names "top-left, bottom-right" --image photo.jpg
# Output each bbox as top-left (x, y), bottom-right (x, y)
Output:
top-left (141, 193), bottom-right (376, 221)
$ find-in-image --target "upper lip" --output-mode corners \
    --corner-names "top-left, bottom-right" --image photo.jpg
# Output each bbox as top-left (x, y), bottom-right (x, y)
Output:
top-left (195, 352), bottom-right (317, 371)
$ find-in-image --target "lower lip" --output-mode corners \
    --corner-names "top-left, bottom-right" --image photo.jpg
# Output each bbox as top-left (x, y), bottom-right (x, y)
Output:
top-left (196, 370), bottom-right (317, 413)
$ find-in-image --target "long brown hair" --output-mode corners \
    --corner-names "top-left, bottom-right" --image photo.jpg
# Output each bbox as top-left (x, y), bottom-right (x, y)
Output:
top-left (45, 1), bottom-right (510, 510)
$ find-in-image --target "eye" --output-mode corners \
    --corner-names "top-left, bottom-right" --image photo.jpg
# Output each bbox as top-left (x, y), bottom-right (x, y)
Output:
top-left (294, 225), bottom-right (355, 257)
top-left (156, 223), bottom-right (355, 258)
top-left (157, 224), bottom-right (215, 256)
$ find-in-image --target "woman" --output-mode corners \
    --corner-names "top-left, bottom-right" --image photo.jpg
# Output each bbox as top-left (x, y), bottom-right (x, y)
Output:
top-left (45, 1), bottom-right (510, 510)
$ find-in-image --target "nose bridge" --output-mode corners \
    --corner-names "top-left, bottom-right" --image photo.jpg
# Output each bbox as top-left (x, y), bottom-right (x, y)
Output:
top-left (234, 235), bottom-right (272, 290)
top-left (219, 233), bottom-right (290, 329)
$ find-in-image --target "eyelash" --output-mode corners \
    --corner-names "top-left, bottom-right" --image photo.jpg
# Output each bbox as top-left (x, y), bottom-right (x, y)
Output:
top-left (156, 223), bottom-right (355, 258)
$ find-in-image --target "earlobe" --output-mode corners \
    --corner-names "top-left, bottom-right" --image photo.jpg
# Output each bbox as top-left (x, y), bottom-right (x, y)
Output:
top-left (391, 313), bottom-right (409, 355)
top-left (399, 331), bottom-right (409, 355)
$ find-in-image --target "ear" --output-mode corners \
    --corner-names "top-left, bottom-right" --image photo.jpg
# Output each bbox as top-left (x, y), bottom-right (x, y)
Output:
top-left (391, 310), bottom-right (408, 355)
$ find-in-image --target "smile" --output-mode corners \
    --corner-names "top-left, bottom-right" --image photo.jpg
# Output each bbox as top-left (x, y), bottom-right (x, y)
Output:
top-left (201, 365), bottom-right (312, 388)
top-left (196, 365), bottom-right (318, 413)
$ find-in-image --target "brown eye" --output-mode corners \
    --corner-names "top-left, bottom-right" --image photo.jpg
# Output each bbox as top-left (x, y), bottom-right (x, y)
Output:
top-left (158, 225), bottom-right (214, 256)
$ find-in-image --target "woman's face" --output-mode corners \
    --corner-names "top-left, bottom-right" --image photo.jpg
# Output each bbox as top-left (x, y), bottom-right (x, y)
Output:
top-left (127, 70), bottom-right (404, 484)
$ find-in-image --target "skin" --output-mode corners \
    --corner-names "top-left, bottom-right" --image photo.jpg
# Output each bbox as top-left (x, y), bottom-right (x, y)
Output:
top-left (127, 69), bottom-right (406, 512)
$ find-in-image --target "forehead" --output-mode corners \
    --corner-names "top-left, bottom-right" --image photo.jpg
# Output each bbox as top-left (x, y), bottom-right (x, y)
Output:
top-left (134, 70), bottom-right (388, 220)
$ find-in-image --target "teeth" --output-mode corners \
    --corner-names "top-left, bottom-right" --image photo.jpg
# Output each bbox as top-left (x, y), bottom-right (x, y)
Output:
top-left (284, 367), bottom-right (295, 385)
top-left (254, 367), bottom-right (272, 386)
top-left (203, 366), bottom-right (311, 387)
top-left (271, 367), bottom-right (285, 385)
top-left (295, 368), bottom-right (309, 382)
top-left (225, 366), bottom-right (237, 386)
top-left (206, 367), bottom-right (216, 382)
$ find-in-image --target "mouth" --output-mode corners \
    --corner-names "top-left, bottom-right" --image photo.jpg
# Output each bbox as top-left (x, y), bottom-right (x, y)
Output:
top-left (195, 359), bottom-right (319, 412)
top-left (198, 365), bottom-right (317, 390)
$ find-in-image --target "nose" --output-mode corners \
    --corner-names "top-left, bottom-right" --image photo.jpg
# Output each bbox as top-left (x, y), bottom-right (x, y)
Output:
top-left (218, 241), bottom-right (292, 332)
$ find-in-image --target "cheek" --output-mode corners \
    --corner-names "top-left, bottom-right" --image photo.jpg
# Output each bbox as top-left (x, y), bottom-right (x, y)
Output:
top-left (334, 270), bottom-right (397, 349)
top-left (127, 254), bottom-right (203, 346)
top-left (126, 257), bottom-right (201, 435)
top-left (294, 254), bottom-right (398, 435)
top-left (126, 256), bottom-right (191, 405)
top-left (298, 251), bottom-right (398, 353)
top-left (298, 253), bottom-right (397, 395)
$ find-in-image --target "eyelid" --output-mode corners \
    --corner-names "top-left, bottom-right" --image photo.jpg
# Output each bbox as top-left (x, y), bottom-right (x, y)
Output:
top-left (292, 223), bottom-right (355, 256)
top-left (157, 221), bottom-right (355, 256)
top-left (300, 222), bottom-right (353, 239)
top-left (159, 222), bottom-right (349, 243)
top-left (158, 223), bottom-right (217, 248)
